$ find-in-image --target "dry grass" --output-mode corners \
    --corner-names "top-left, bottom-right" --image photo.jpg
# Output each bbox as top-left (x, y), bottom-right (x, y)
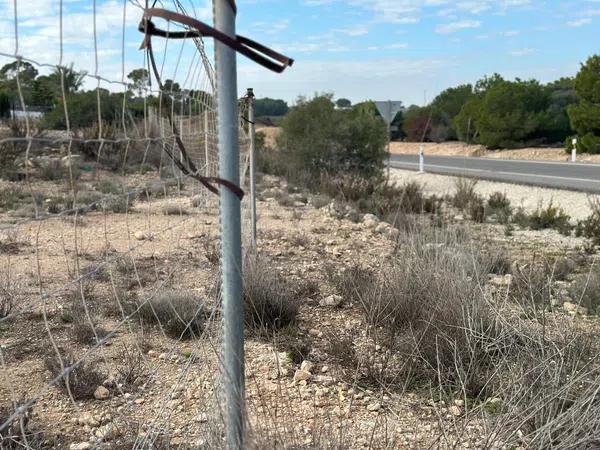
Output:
top-left (136, 290), bottom-right (206, 339)
top-left (44, 351), bottom-right (106, 400)
top-left (243, 255), bottom-right (300, 333)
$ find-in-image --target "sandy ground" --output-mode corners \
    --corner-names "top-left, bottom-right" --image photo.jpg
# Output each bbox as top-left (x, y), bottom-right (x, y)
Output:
top-left (257, 126), bottom-right (600, 163)
top-left (390, 168), bottom-right (598, 221)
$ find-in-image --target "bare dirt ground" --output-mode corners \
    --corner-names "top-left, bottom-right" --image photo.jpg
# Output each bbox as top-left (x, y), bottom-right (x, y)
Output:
top-left (1, 167), bottom-right (599, 449)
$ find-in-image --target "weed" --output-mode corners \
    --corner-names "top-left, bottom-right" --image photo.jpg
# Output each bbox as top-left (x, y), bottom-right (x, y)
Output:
top-left (162, 203), bottom-right (189, 215)
top-left (136, 290), bottom-right (206, 339)
top-left (44, 351), bottom-right (106, 400)
top-left (243, 255), bottom-right (300, 333)
top-left (310, 194), bottom-right (331, 209)
top-left (568, 268), bottom-right (600, 315)
top-left (94, 180), bottom-right (123, 195)
top-left (114, 343), bottom-right (146, 388)
top-left (529, 201), bottom-right (572, 235)
top-left (452, 178), bottom-right (479, 210)
top-left (576, 197), bottom-right (600, 246)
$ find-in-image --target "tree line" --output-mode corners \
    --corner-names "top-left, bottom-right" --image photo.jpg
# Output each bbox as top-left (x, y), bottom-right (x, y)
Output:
top-left (398, 55), bottom-right (600, 154)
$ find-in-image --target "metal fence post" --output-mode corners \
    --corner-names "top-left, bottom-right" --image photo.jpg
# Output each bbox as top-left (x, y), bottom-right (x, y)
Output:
top-left (204, 109), bottom-right (210, 175)
top-left (247, 88), bottom-right (257, 248)
top-left (214, 1), bottom-right (245, 448)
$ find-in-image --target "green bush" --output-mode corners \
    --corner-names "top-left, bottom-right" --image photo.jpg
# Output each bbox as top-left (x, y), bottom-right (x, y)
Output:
top-left (277, 95), bottom-right (388, 180)
top-left (567, 55), bottom-right (600, 154)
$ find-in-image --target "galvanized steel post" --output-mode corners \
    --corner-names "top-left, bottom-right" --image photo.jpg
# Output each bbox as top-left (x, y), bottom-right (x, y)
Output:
top-left (247, 88), bottom-right (257, 248)
top-left (214, 0), bottom-right (245, 448)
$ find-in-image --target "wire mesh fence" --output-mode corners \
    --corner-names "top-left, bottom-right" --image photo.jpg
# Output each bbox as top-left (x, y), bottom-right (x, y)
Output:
top-left (0, 0), bottom-right (262, 447)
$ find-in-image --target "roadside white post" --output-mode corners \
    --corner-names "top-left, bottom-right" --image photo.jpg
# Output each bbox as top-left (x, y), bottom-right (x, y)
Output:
top-left (418, 145), bottom-right (425, 174)
top-left (572, 138), bottom-right (577, 163)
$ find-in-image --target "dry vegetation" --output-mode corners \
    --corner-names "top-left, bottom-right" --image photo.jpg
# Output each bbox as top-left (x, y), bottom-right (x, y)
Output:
top-left (1, 132), bottom-right (600, 449)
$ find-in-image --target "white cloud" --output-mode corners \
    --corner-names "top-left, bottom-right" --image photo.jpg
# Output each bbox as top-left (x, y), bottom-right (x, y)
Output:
top-left (435, 19), bottom-right (480, 33)
top-left (510, 47), bottom-right (535, 56)
top-left (567, 18), bottom-right (592, 27)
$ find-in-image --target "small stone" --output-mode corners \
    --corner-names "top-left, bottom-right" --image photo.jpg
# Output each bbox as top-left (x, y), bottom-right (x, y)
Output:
top-left (294, 369), bottom-right (312, 383)
top-left (300, 360), bottom-right (315, 373)
top-left (70, 443), bottom-right (92, 450)
top-left (449, 405), bottom-right (462, 416)
top-left (563, 301), bottom-right (587, 315)
top-left (147, 350), bottom-right (158, 357)
top-left (93, 386), bottom-right (110, 400)
top-left (133, 231), bottom-right (146, 241)
top-left (454, 399), bottom-right (464, 407)
top-left (366, 403), bottom-right (381, 412)
top-left (321, 366), bottom-right (329, 373)
top-left (319, 294), bottom-right (343, 307)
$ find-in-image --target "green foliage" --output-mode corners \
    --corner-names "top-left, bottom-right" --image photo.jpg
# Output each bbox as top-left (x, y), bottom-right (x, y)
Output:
top-left (0, 60), bottom-right (38, 105)
top-left (567, 55), bottom-right (600, 154)
top-left (127, 68), bottom-right (149, 97)
top-left (335, 98), bottom-right (352, 108)
top-left (476, 79), bottom-right (550, 149)
top-left (254, 97), bottom-right (289, 117)
top-left (430, 84), bottom-right (474, 140)
top-left (278, 95), bottom-right (388, 179)
top-left (0, 90), bottom-right (11, 118)
top-left (41, 89), bottom-right (124, 129)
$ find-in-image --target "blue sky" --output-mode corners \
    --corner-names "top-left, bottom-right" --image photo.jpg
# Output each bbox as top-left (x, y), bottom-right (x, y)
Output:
top-left (0, 0), bottom-right (599, 106)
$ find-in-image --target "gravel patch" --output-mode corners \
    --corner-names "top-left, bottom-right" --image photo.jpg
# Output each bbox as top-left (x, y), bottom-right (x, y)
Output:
top-left (390, 168), bottom-right (597, 221)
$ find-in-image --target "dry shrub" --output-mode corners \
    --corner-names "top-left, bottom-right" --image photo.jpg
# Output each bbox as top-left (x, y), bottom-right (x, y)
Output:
top-left (162, 203), bottom-right (188, 215)
top-left (0, 403), bottom-right (58, 449)
top-left (509, 259), bottom-right (557, 311)
top-left (202, 238), bottom-right (220, 266)
top-left (114, 343), bottom-right (146, 388)
top-left (529, 201), bottom-right (572, 235)
top-left (44, 351), bottom-right (106, 400)
top-left (341, 227), bottom-right (501, 395)
top-left (452, 178), bottom-right (479, 210)
top-left (568, 267), bottom-right (600, 315)
top-left (484, 324), bottom-right (600, 450)
top-left (576, 197), bottom-right (600, 246)
top-left (136, 290), bottom-right (205, 339)
top-left (243, 255), bottom-right (300, 333)
top-left (0, 270), bottom-right (21, 319)
top-left (63, 284), bottom-right (108, 344)
top-left (480, 248), bottom-right (512, 275)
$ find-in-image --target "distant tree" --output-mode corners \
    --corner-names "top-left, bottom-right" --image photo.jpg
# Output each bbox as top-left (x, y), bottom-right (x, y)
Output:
top-left (336, 98), bottom-right (352, 108)
top-left (0, 60), bottom-right (38, 105)
top-left (163, 79), bottom-right (181, 93)
top-left (476, 79), bottom-right (550, 149)
top-left (430, 84), bottom-right (474, 140)
top-left (540, 77), bottom-right (577, 144)
top-left (454, 96), bottom-right (483, 143)
top-left (47, 63), bottom-right (86, 95)
top-left (0, 91), bottom-right (10, 118)
top-left (254, 98), bottom-right (289, 117)
top-left (567, 55), bottom-right (600, 154)
top-left (278, 95), bottom-right (387, 178)
top-left (127, 68), bottom-right (149, 97)
top-left (42, 89), bottom-right (124, 129)
top-left (31, 76), bottom-right (55, 107)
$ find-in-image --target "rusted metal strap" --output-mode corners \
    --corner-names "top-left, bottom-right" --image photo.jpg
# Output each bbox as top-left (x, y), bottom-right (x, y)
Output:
top-left (143, 22), bottom-right (245, 200)
top-left (139, 8), bottom-right (294, 73)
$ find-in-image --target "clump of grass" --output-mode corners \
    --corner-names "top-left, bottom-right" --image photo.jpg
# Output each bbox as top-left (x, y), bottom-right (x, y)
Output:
top-left (202, 238), bottom-right (220, 266)
top-left (243, 255), bottom-right (300, 333)
top-left (0, 403), bottom-right (58, 449)
top-left (162, 203), bottom-right (188, 215)
top-left (0, 270), bottom-right (21, 319)
top-left (63, 284), bottom-right (108, 344)
top-left (480, 248), bottom-right (512, 275)
top-left (309, 193), bottom-right (331, 209)
top-left (568, 268), bottom-right (600, 315)
top-left (487, 191), bottom-right (512, 223)
top-left (509, 259), bottom-right (556, 311)
top-left (469, 194), bottom-right (486, 223)
top-left (575, 197), bottom-right (600, 246)
top-left (528, 201), bottom-right (572, 235)
top-left (341, 227), bottom-right (500, 395)
top-left (102, 194), bottom-right (134, 213)
top-left (114, 343), bottom-right (146, 388)
top-left (452, 178), bottom-right (479, 210)
top-left (94, 179), bottom-right (123, 195)
top-left (136, 290), bottom-right (206, 339)
top-left (44, 351), bottom-right (106, 400)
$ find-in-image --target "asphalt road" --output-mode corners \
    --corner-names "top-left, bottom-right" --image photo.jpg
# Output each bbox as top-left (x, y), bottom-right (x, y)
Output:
top-left (389, 154), bottom-right (600, 193)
